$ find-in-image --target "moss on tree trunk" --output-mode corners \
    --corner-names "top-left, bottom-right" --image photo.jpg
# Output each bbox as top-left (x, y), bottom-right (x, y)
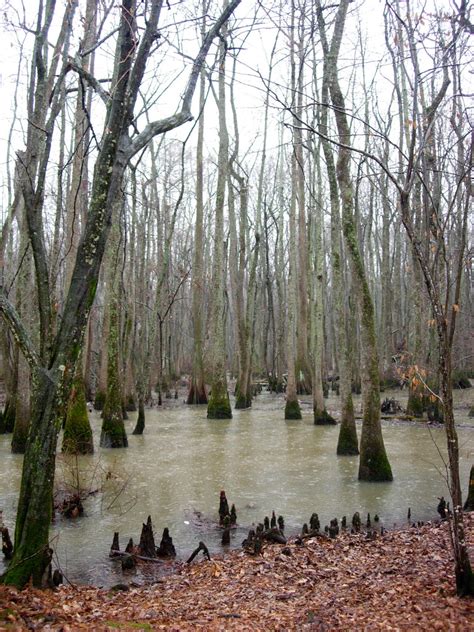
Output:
top-left (235, 378), bottom-right (252, 409)
top-left (314, 407), bottom-right (336, 425)
top-left (93, 390), bottom-right (106, 411)
top-left (62, 371), bottom-right (94, 454)
top-left (1, 371), bottom-right (60, 587)
top-left (285, 397), bottom-right (302, 420)
top-left (100, 300), bottom-right (128, 448)
top-left (207, 380), bottom-right (232, 419)
top-left (336, 393), bottom-right (359, 455)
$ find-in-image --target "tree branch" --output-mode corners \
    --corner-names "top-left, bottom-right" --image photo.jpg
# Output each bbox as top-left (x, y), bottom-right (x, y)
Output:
top-left (126, 0), bottom-right (241, 159)
top-left (69, 57), bottom-right (110, 104)
top-left (0, 290), bottom-right (41, 371)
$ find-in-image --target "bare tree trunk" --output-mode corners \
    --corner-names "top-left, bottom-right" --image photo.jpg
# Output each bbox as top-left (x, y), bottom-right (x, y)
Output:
top-left (285, 149), bottom-right (302, 421)
top-left (187, 0), bottom-right (209, 405)
top-left (318, 73), bottom-right (357, 451)
top-left (317, 0), bottom-right (391, 479)
top-left (207, 1), bottom-right (232, 420)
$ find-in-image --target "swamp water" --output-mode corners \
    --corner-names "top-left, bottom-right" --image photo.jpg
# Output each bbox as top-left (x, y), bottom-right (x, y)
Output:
top-left (0, 389), bottom-right (473, 587)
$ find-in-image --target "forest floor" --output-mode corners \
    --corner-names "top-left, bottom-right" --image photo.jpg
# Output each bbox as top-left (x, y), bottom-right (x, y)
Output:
top-left (1, 514), bottom-right (474, 630)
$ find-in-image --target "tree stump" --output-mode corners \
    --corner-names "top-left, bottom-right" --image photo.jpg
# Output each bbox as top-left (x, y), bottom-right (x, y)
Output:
top-left (138, 516), bottom-right (156, 558)
top-left (221, 516), bottom-right (231, 545)
top-left (2, 527), bottom-right (13, 559)
top-left (230, 504), bottom-right (237, 525)
top-left (219, 491), bottom-right (229, 525)
top-left (329, 518), bottom-right (339, 539)
top-left (437, 497), bottom-right (447, 520)
top-left (110, 532), bottom-right (120, 557)
top-left (270, 511), bottom-right (277, 528)
top-left (278, 515), bottom-right (285, 532)
top-left (352, 512), bottom-right (361, 533)
top-left (157, 527), bottom-right (176, 558)
top-left (309, 513), bottom-right (320, 532)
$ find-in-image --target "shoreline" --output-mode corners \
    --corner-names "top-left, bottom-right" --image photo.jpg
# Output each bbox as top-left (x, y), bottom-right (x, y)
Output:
top-left (1, 515), bottom-right (474, 629)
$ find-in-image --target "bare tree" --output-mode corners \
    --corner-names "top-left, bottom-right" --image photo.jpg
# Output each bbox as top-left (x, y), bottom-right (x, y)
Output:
top-left (0, 0), bottom-right (241, 588)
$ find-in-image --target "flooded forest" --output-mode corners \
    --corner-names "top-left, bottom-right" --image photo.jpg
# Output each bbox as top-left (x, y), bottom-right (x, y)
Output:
top-left (0, 0), bottom-right (473, 598)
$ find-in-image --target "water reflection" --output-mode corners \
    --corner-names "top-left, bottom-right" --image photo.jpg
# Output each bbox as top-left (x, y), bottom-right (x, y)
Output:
top-left (0, 390), bottom-right (472, 586)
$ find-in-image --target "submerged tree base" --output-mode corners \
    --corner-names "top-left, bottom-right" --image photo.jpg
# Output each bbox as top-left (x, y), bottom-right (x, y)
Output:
top-left (358, 448), bottom-right (393, 482)
top-left (62, 375), bottom-right (94, 455)
top-left (93, 391), bottom-right (106, 411)
top-left (235, 393), bottom-right (252, 409)
top-left (100, 427), bottom-right (128, 448)
top-left (285, 399), bottom-right (302, 420)
top-left (313, 408), bottom-right (336, 425)
top-left (2, 398), bottom-right (16, 434)
top-left (337, 425), bottom-right (359, 455)
top-left (132, 400), bottom-right (145, 435)
top-left (186, 382), bottom-right (208, 405)
top-left (207, 391), bottom-right (232, 419)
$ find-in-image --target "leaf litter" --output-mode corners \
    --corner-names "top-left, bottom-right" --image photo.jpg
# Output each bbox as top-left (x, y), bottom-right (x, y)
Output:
top-left (1, 515), bottom-right (474, 630)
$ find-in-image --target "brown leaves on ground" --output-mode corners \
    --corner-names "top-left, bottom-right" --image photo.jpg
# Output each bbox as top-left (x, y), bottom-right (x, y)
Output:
top-left (1, 516), bottom-right (474, 631)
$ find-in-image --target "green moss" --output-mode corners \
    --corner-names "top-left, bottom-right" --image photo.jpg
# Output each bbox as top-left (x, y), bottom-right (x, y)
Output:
top-left (337, 425), bottom-right (359, 455)
top-left (62, 374), bottom-right (94, 454)
top-left (314, 408), bottom-right (336, 425)
top-left (207, 388), bottom-right (232, 419)
top-left (234, 383), bottom-right (252, 409)
top-left (358, 445), bottom-right (393, 481)
top-left (337, 395), bottom-right (359, 454)
top-left (285, 398), bottom-right (302, 420)
top-left (100, 413), bottom-right (128, 448)
top-left (94, 390), bottom-right (106, 411)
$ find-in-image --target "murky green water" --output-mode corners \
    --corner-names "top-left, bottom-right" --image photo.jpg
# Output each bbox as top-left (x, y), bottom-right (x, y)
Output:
top-left (1, 389), bottom-right (473, 586)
